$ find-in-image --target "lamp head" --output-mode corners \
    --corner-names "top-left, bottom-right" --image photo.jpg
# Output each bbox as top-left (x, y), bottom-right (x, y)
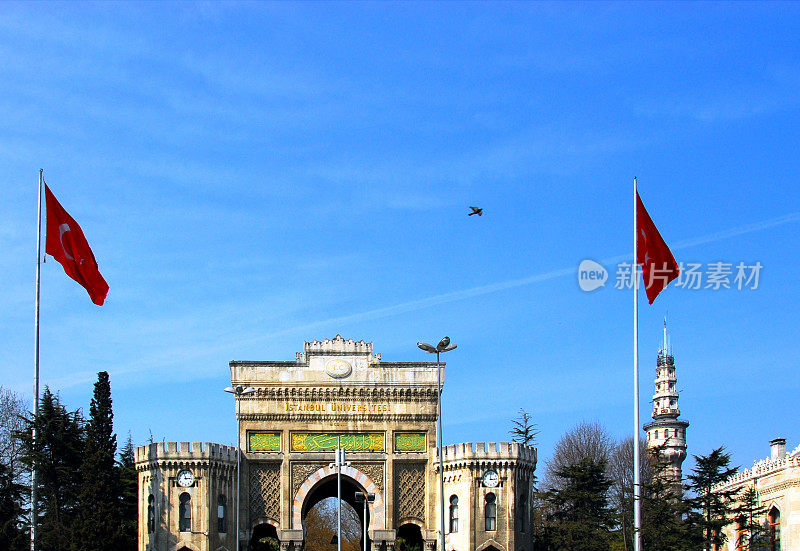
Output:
top-left (417, 342), bottom-right (437, 353)
top-left (437, 336), bottom-right (457, 352)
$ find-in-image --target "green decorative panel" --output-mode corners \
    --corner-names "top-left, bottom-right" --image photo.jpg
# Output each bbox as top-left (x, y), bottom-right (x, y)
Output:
top-left (291, 432), bottom-right (384, 452)
top-left (249, 432), bottom-right (281, 452)
top-left (394, 432), bottom-right (426, 452)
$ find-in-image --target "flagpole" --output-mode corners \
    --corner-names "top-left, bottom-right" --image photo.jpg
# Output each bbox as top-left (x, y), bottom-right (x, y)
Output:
top-left (32, 169), bottom-right (43, 551)
top-left (633, 176), bottom-right (642, 551)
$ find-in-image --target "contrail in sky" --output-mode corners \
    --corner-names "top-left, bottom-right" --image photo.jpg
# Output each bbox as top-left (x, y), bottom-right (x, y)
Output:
top-left (47, 210), bottom-right (800, 390)
top-left (288, 210), bottom-right (800, 331)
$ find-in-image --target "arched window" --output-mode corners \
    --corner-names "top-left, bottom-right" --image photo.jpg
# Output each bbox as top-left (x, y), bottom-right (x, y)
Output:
top-left (449, 495), bottom-right (458, 533)
top-left (218, 495), bottom-right (227, 533)
top-left (179, 492), bottom-right (191, 532)
top-left (485, 493), bottom-right (497, 531)
top-left (769, 507), bottom-right (781, 551)
top-left (655, 430), bottom-right (659, 439)
top-left (147, 494), bottom-right (155, 533)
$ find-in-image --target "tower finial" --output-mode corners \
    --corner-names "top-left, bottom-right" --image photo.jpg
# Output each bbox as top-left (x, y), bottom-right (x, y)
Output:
top-left (663, 316), bottom-right (668, 354)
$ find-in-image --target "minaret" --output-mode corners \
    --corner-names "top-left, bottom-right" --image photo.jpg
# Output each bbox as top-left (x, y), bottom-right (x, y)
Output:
top-left (643, 319), bottom-right (689, 483)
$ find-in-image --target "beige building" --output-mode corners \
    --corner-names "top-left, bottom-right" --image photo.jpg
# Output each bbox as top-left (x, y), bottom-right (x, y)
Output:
top-left (136, 336), bottom-right (537, 551)
top-left (713, 438), bottom-right (800, 551)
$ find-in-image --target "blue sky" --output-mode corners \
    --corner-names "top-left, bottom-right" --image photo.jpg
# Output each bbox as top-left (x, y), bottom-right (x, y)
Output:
top-left (2, 2), bottom-right (799, 474)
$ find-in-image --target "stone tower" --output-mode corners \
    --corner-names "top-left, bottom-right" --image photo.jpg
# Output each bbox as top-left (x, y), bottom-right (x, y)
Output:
top-left (643, 320), bottom-right (689, 483)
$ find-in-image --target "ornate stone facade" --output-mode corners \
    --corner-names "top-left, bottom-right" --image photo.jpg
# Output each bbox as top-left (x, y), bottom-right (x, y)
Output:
top-left (135, 441), bottom-right (236, 551)
top-left (440, 442), bottom-right (537, 551)
top-left (713, 439), bottom-right (800, 550)
top-left (136, 336), bottom-right (538, 551)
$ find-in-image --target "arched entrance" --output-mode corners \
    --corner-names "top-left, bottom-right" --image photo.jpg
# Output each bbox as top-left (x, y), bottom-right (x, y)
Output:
top-left (395, 523), bottom-right (423, 551)
top-left (301, 475), bottom-right (370, 551)
top-left (292, 464), bottom-right (385, 532)
top-left (249, 522), bottom-right (279, 551)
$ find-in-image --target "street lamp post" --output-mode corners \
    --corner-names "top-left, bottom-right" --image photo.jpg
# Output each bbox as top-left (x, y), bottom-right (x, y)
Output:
top-left (417, 337), bottom-right (457, 551)
top-left (329, 436), bottom-right (351, 551)
top-left (354, 491), bottom-right (375, 551)
top-left (225, 385), bottom-right (256, 551)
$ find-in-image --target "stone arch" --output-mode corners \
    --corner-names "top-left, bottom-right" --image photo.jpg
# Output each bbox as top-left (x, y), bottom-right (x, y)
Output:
top-left (291, 464), bottom-right (385, 531)
top-left (766, 502), bottom-right (782, 516)
top-left (397, 517), bottom-right (424, 528)
top-left (250, 516), bottom-right (280, 529)
top-left (172, 544), bottom-right (199, 551)
top-left (476, 539), bottom-right (505, 551)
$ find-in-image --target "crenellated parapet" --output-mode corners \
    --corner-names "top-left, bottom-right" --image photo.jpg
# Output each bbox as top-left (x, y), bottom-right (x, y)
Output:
top-left (135, 441), bottom-right (237, 472)
top-left (298, 334), bottom-right (381, 363)
top-left (436, 442), bottom-right (537, 472)
top-left (714, 443), bottom-right (800, 489)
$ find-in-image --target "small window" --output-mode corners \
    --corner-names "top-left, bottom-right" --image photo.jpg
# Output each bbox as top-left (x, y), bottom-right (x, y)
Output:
top-left (655, 430), bottom-right (659, 439)
top-left (485, 493), bottom-right (497, 531)
top-left (519, 491), bottom-right (527, 533)
top-left (179, 492), bottom-right (191, 532)
top-left (449, 495), bottom-right (458, 533)
top-left (218, 495), bottom-right (227, 533)
top-left (147, 495), bottom-right (155, 533)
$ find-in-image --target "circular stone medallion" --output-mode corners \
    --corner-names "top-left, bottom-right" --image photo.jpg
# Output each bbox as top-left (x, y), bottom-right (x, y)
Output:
top-left (325, 359), bottom-right (353, 379)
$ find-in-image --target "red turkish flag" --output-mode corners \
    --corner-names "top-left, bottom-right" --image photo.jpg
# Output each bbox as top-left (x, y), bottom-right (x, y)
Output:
top-left (636, 191), bottom-right (679, 304)
top-left (45, 184), bottom-right (109, 305)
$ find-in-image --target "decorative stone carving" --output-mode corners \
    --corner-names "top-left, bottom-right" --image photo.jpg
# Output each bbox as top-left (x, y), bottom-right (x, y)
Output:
top-left (291, 463), bottom-right (326, 499)
top-left (249, 463), bottom-right (280, 523)
top-left (394, 462), bottom-right (426, 523)
top-left (353, 463), bottom-right (384, 494)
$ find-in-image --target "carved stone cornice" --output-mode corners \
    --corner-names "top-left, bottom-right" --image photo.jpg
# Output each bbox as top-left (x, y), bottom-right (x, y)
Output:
top-left (239, 387), bottom-right (438, 401)
top-left (240, 413), bottom-right (438, 422)
top-left (136, 459), bottom-right (236, 474)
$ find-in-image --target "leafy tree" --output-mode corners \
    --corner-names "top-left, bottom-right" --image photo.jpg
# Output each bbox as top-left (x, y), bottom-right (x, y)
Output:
top-left (16, 387), bottom-right (84, 551)
top-left (0, 386), bottom-right (28, 551)
top-left (606, 436), bottom-right (651, 551)
top-left (0, 387), bottom-right (28, 488)
top-left (510, 409), bottom-right (539, 446)
top-left (732, 486), bottom-right (768, 551)
top-left (72, 372), bottom-right (119, 551)
top-left (542, 421), bottom-right (613, 491)
top-left (302, 498), bottom-right (360, 551)
top-left (542, 458), bottom-right (615, 551)
top-left (116, 434), bottom-right (138, 551)
top-left (686, 447), bottom-right (739, 551)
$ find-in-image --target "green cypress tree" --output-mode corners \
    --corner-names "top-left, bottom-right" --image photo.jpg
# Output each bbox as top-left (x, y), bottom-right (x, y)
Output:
top-left (733, 486), bottom-right (768, 551)
top-left (0, 459), bottom-right (27, 551)
top-left (116, 434), bottom-right (137, 550)
top-left (640, 444), bottom-right (700, 551)
top-left (16, 387), bottom-right (84, 551)
top-left (544, 458), bottom-right (615, 551)
top-left (72, 372), bottom-right (118, 551)
top-left (686, 447), bottom-right (740, 551)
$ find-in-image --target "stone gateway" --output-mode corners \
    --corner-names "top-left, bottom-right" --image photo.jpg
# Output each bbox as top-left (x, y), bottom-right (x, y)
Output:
top-left (136, 336), bottom-right (537, 551)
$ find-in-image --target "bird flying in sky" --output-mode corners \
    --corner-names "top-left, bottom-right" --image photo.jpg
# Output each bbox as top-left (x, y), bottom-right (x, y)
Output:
top-left (468, 206), bottom-right (483, 216)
